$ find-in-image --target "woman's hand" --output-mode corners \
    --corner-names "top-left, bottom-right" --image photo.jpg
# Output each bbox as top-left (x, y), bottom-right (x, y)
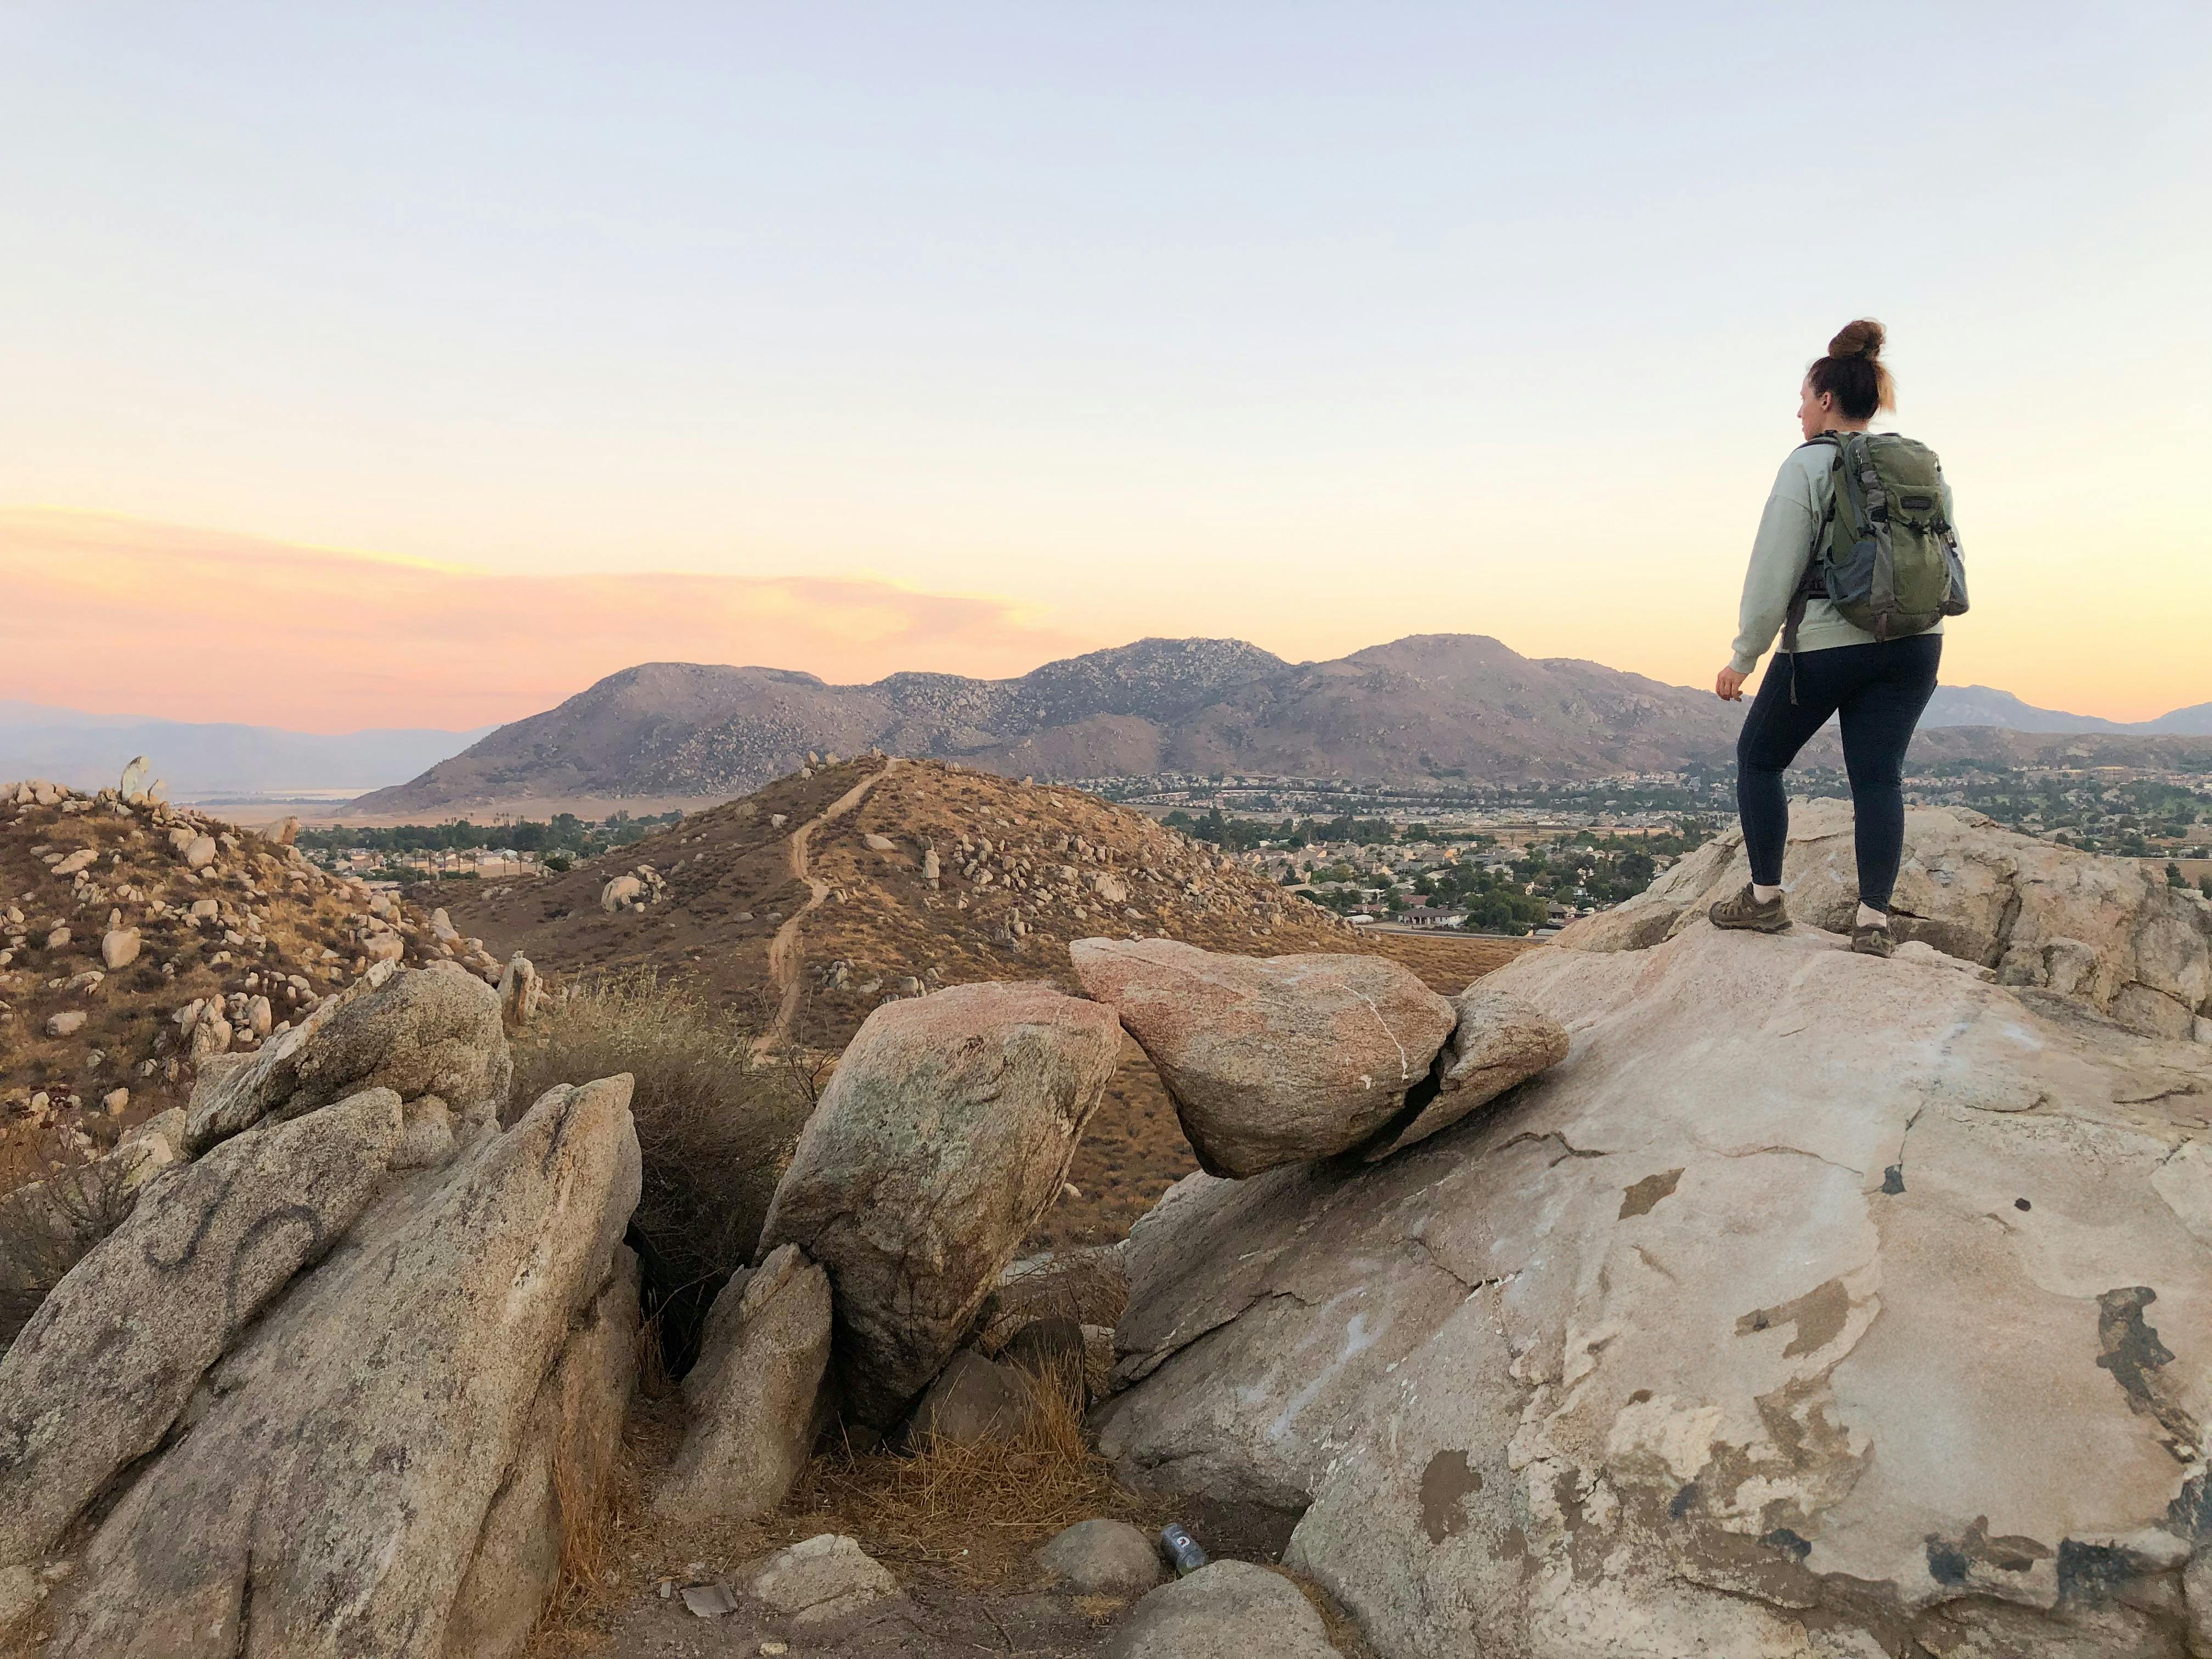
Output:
top-left (1714, 665), bottom-right (1748, 702)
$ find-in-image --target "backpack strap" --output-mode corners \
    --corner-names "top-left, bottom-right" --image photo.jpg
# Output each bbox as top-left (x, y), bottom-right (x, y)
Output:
top-left (1779, 435), bottom-right (1844, 662)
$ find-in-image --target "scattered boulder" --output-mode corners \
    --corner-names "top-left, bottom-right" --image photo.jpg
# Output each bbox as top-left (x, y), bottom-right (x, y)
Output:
top-left (1096, 918), bottom-right (2212, 1658)
top-left (1561, 800), bottom-right (2212, 1041)
top-left (759, 981), bottom-right (1120, 1428)
top-left (42, 1010), bottom-right (84, 1038)
top-left (1103, 1561), bottom-right (1339, 1659)
top-left (739, 1534), bottom-right (900, 1627)
top-left (181, 833), bottom-right (216, 870)
top-left (601, 874), bottom-right (643, 912)
top-left (863, 833), bottom-right (898, 852)
top-left (100, 926), bottom-right (140, 970)
top-left (656, 1243), bottom-right (833, 1525)
top-left (1355, 983), bottom-right (1568, 1161)
top-left (1071, 938), bottom-right (1454, 1177)
top-left (904, 1347), bottom-right (1029, 1446)
top-left (1033, 1518), bottom-right (1165, 1596)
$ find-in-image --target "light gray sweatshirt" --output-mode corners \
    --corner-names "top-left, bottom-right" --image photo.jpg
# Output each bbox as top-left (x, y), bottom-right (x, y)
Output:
top-left (1729, 441), bottom-right (1950, 675)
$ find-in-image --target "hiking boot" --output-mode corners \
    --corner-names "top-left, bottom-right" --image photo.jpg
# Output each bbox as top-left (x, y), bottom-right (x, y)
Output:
top-left (1708, 883), bottom-right (1789, 934)
top-left (1852, 919), bottom-right (1896, 958)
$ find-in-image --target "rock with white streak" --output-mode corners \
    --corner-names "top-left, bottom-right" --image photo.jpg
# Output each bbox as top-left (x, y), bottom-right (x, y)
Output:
top-left (1355, 983), bottom-right (1568, 1162)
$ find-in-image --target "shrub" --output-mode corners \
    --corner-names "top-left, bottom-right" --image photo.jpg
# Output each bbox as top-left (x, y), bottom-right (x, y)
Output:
top-left (509, 972), bottom-right (817, 1368)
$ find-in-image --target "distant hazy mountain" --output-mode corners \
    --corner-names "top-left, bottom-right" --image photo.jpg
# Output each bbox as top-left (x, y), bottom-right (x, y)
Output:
top-left (2140, 701), bottom-right (2212, 735)
top-left (0, 701), bottom-right (490, 798)
top-left (1920, 685), bottom-right (2212, 736)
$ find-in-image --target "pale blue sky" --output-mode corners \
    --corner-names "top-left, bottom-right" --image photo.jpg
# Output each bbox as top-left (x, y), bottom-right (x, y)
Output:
top-left (3, 2), bottom-right (2208, 717)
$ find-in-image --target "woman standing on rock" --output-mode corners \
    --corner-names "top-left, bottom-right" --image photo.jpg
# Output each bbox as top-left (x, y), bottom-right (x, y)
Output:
top-left (1708, 320), bottom-right (1967, 957)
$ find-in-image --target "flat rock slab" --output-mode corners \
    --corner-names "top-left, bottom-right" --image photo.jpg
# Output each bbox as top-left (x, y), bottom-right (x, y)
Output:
top-left (1097, 920), bottom-right (2212, 1658)
top-left (1072, 938), bottom-right (1454, 1177)
top-left (760, 981), bottom-right (1121, 1429)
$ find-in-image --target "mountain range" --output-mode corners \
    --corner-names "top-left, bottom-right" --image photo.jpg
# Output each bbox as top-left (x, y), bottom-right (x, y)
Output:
top-left (12, 644), bottom-right (2205, 812)
top-left (353, 635), bottom-right (2212, 814)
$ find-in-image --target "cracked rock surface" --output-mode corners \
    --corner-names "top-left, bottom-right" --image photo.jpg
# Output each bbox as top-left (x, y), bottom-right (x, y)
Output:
top-left (1560, 799), bottom-right (2212, 1042)
top-left (1094, 918), bottom-right (2212, 1657)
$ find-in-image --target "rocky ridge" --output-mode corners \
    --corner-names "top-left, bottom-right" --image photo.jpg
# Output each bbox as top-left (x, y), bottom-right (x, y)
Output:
top-left (0, 777), bottom-right (514, 1176)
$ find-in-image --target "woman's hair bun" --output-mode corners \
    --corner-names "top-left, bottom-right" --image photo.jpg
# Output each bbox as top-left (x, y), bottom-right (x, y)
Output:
top-left (1829, 318), bottom-right (1885, 359)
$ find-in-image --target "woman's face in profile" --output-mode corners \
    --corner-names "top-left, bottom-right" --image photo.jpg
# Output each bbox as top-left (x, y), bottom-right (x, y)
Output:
top-left (1797, 375), bottom-right (1832, 441)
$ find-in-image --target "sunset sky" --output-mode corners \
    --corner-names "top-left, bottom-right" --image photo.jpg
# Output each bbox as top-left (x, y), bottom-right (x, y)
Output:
top-left (3, 3), bottom-right (2207, 731)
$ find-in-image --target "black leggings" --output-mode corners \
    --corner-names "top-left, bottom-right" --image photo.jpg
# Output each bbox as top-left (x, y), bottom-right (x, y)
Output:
top-left (1735, 634), bottom-right (1942, 912)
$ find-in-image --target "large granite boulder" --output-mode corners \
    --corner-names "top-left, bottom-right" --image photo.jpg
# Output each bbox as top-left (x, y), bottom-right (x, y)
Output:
top-left (1095, 918), bottom-right (2212, 1658)
top-left (185, 960), bottom-right (514, 1153)
top-left (655, 1242), bottom-right (832, 1524)
top-left (1561, 800), bottom-right (2212, 1043)
top-left (758, 981), bottom-right (1121, 1429)
top-left (8, 1069), bottom-right (641, 1659)
top-left (1071, 938), bottom-right (1455, 1177)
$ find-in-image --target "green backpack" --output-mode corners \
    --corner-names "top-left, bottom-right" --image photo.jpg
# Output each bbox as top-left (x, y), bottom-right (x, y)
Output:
top-left (1785, 431), bottom-right (1970, 653)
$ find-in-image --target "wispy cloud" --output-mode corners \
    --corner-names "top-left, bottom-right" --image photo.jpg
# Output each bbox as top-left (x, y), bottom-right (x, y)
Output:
top-left (0, 510), bottom-right (1097, 732)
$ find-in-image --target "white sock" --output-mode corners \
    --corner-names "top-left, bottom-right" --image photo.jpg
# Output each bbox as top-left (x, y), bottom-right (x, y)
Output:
top-left (1857, 903), bottom-right (1888, 928)
top-left (1752, 883), bottom-right (1783, 903)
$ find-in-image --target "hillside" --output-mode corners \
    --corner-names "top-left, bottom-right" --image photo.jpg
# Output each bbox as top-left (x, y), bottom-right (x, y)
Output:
top-left (353, 635), bottom-right (1761, 810)
top-left (437, 755), bottom-right (1531, 1243)
top-left (0, 778), bottom-right (515, 1189)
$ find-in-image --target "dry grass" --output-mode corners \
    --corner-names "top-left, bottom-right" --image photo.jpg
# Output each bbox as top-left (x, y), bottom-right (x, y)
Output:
top-left (796, 1362), bottom-right (1161, 1585)
top-left (522, 1360), bottom-right (1170, 1656)
top-left (510, 970), bottom-right (816, 1289)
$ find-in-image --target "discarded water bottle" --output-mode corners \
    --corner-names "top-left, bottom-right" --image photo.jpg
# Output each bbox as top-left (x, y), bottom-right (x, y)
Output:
top-left (1160, 1521), bottom-right (1209, 1577)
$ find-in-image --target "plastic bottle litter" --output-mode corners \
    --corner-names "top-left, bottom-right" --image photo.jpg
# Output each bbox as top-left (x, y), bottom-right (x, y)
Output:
top-left (1160, 1521), bottom-right (1210, 1577)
